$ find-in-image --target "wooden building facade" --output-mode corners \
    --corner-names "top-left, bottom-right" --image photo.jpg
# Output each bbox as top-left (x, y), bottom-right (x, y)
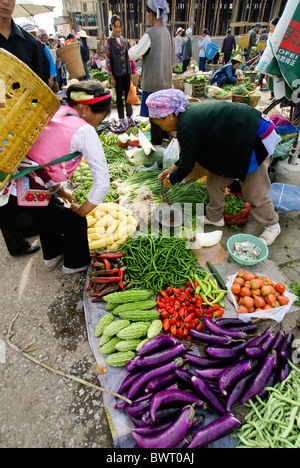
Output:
top-left (98, 0), bottom-right (287, 39)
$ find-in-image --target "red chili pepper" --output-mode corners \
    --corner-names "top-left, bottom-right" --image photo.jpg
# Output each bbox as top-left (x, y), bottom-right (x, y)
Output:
top-left (213, 309), bottom-right (224, 318)
top-left (166, 287), bottom-right (173, 296)
top-left (91, 276), bottom-right (122, 283)
top-left (196, 298), bottom-right (203, 308)
top-left (196, 323), bottom-right (203, 331)
top-left (184, 287), bottom-right (191, 296)
top-left (206, 313), bottom-right (213, 319)
top-left (86, 281), bottom-right (93, 292)
top-left (161, 311), bottom-right (169, 319)
top-left (159, 290), bottom-right (169, 301)
top-left (170, 324), bottom-right (177, 336)
top-left (194, 281), bottom-right (199, 290)
top-left (176, 328), bottom-right (183, 340)
top-left (118, 268), bottom-right (125, 289)
top-left (162, 318), bottom-right (170, 332)
top-left (170, 318), bottom-right (177, 325)
top-left (169, 296), bottom-right (175, 306)
top-left (205, 306), bottom-right (214, 314)
top-left (180, 292), bottom-right (187, 301)
top-left (178, 307), bottom-right (185, 318)
top-left (183, 327), bottom-right (189, 338)
top-left (157, 301), bottom-right (166, 309)
top-left (184, 312), bottom-right (195, 323)
top-left (173, 288), bottom-right (182, 295)
top-left (102, 258), bottom-right (111, 270)
top-left (96, 251), bottom-right (125, 259)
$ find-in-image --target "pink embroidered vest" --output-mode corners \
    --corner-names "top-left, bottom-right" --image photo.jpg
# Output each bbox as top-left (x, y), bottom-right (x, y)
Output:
top-left (27, 106), bottom-right (87, 182)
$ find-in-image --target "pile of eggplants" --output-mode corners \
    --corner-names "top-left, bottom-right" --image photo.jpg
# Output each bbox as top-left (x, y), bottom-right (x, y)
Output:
top-left (115, 317), bottom-right (299, 448)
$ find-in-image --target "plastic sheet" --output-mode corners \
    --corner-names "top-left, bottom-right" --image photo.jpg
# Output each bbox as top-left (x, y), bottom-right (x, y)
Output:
top-left (269, 183), bottom-right (300, 211)
top-left (226, 270), bottom-right (297, 323)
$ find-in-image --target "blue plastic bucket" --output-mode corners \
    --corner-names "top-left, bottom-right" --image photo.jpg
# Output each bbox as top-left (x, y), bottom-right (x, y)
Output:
top-left (205, 43), bottom-right (220, 60)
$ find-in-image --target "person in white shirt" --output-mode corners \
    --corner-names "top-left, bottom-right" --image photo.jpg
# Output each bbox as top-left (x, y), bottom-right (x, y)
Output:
top-left (174, 27), bottom-right (184, 65)
top-left (198, 28), bottom-right (211, 71)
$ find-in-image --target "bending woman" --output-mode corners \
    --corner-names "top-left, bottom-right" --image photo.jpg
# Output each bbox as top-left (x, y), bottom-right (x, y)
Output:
top-left (0, 81), bottom-right (111, 273)
top-left (146, 89), bottom-right (282, 246)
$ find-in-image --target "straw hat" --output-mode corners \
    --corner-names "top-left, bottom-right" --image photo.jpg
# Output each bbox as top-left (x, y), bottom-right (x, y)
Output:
top-left (231, 53), bottom-right (244, 64)
top-left (79, 30), bottom-right (88, 38)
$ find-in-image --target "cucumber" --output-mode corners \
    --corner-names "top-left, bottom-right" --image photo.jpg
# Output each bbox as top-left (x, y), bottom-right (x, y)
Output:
top-left (206, 261), bottom-right (226, 290)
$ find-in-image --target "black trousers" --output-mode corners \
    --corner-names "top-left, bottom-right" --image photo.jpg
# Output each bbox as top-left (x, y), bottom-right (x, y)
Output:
top-left (114, 74), bottom-right (133, 120)
top-left (0, 197), bottom-right (91, 269)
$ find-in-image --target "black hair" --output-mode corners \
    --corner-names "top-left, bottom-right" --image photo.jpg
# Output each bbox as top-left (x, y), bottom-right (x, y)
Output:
top-left (110, 14), bottom-right (122, 31)
top-left (227, 29), bottom-right (231, 34)
top-left (271, 17), bottom-right (280, 26)
top-left (80, 36), bottom-right (90, 61)
top-left (65, 81), bottom-right (112, 115)
top-left (203, 29), bottom-right (209, 35)
top-left (67, 33), bottom-right (75, 40)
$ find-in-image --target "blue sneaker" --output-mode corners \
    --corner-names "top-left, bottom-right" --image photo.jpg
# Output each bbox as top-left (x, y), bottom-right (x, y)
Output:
top-left (45, 254), bottom-right (64, 272)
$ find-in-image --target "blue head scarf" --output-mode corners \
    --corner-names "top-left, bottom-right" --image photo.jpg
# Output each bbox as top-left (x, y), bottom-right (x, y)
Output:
top-left (147, 0), bottom-right (170, 25)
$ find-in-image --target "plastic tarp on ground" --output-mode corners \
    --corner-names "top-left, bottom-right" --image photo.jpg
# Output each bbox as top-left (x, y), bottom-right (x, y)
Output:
top-left (269, 183), bottom-right (300, 211)
top-left (83, 264), bottom-right (239, 448)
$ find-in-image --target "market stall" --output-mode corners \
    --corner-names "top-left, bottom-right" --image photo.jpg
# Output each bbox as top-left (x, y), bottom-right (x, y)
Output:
top-left (74, 124), bottom-right (300, 449)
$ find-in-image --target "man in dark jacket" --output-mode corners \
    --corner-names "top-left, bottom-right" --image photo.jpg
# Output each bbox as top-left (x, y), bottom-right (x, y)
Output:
top-left (0, 0), bottom-right (44, 255)
top-left (244, 23), bottom-right (261, 64)
top-left (221, 29), bottom-right (236, 64)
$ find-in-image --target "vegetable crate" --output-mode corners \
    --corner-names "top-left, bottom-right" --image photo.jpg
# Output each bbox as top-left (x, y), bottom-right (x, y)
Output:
top-left (232, 93), bottom-right (260, 108)
top-left (0, 49), bottom-right (60, 191)
top-left (192, 83), bottom-right (207, 98)
top-left (224, 193), bottom-right (250, 226)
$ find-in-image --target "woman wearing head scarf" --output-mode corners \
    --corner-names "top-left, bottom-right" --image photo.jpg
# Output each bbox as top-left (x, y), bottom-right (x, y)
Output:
top-left (0, 81), bottom-right (111, 273)
top-left (128, 0), bottom-right (172, 145)
top-left (146, 89), bottom-right (282, 246)
top-left (182, 28), bottom-right (193, 73)
top-left (174, 27), bottom-right (184, 66)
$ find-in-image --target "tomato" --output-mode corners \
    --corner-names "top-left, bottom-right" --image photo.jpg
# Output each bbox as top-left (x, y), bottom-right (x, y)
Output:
top-left (277, 295), bottom-right (289, 306)
top-left (275, 283), bottom-right (285, 294)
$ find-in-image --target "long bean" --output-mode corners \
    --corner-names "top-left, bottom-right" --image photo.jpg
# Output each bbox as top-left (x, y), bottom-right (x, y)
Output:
top-left (234, 362), bottom-right (300, 448)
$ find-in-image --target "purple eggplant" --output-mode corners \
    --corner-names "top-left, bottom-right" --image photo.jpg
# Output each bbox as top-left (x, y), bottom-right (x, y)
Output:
top-left (245, 330), bottom-right (277, 358)
top-left (226, 371), bottom-right (256, 412)
top-left (175, 368), bottom-right (193, 385)
top-left (240, 350), bottom-right (277, 403)
top-left (132, 405), bottom-right (195, 448)
top-left (137, 335), bottom-right (177, 356)
top-left (150, 389), bottom-right (204, 422)
top-left (278, 324), bottom-right (298, 360)
top-left (126, 358), bottom-right (184, 400)
top-left (246, 326), bottom-right (272, 348)
top-left (129, 343), bottom-right (189, 370)
top-left (195, 367), bottom-right (224, 380)
top-left (188, 329), bottom-right (235, 345)
top-left (117, 370), bottom-right (144, 394)
top-left (258, 371), bottom-right (276, 399)
top-left (145, 373), bottom-right (177, 393)
top-left (203, 316), bottom-right (248, 339)
top-left (272, 329), bottom-right (285, 350)
top-left (187, 413), bottom-right (243, 448)
top-left (142, 406), bottom-right (182, 425)
top-left (278, 360), bottom-right (291, 382)
top-left (205, 341), bottom-right (248, 359)
top-left (126, 396), bottom-right (152, 418)
top-left (182, 352), bottom-right (226, 367)
top-left (216, 318), bottom-right (250, 327)
top-left (126, 355), bottom-right (142, 373)
top-left (218, 359), bottom-right (256, 396)
top-left (132, 420), bottom-right (175, 436)
top-left (191, 375), bottom-right (227, 415)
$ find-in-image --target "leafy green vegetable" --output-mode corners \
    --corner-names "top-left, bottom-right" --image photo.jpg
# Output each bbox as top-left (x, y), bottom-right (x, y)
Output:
top-left (289, 279), bottom-right (300, 306)
top-left (224, 194), bottom-right (246, 215)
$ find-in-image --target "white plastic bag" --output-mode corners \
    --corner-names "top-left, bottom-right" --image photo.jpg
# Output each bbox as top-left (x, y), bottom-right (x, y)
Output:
top-left (226, 271), bottom-right (297, 323)
top-left (163, 138), bottom-right (180, 169)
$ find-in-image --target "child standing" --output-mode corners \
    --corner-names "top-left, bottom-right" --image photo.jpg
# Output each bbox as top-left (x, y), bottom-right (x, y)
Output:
top-left (105, 14), bottom-right (134, 131)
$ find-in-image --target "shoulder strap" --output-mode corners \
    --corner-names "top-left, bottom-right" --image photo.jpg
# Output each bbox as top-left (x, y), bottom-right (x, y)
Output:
top-left (9, 151), bottom-right (81, 182)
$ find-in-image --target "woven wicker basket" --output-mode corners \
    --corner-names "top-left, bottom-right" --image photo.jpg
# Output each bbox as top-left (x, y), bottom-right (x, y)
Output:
top-left (238, 34), bottom-right (250, 49)
top-left (192, 83), bottom-right (207, 98)
top-left (172, 74), bottom-right (185, 91)
top-left (0, 49), bottom-right (60, 190)
top-left (257, 40), bottom-right (267, 51)
top-left (232, 92), bottom-right (260, 108)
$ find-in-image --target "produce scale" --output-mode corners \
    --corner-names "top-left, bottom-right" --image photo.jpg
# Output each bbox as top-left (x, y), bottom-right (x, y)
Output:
top-left (73, 122), bottom-right (300, 449)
